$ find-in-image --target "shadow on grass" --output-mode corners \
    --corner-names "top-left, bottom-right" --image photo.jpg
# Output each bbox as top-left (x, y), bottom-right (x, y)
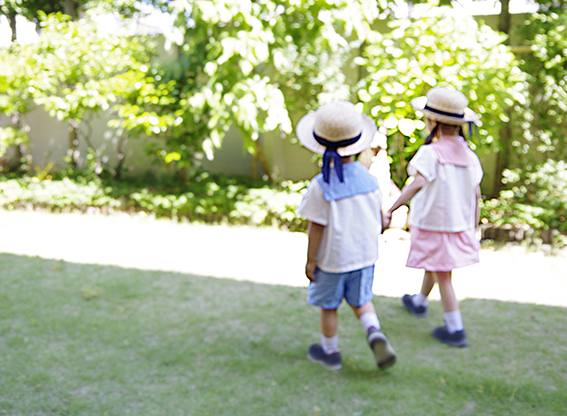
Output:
top-left (0, 253), bottom-right (565, 416)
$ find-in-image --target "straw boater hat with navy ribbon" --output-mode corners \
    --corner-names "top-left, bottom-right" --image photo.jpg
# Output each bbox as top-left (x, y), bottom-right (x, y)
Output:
top-left (296, 101), bottom-right (376, 183)
top-left (411, 86), bottom-right (479, 126)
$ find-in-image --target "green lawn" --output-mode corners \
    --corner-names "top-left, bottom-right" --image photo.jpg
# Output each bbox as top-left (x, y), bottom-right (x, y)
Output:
top-left (0, 253), bottom-right (565, 415)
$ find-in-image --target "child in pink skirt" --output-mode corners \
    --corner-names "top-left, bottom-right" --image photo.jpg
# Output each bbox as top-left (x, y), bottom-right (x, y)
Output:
top-left (383, 86), bottom-right (483, 347)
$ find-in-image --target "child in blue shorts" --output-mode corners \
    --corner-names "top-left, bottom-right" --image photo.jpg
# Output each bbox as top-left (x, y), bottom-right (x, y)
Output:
top-left (296, 101), bottom-right (396, 371)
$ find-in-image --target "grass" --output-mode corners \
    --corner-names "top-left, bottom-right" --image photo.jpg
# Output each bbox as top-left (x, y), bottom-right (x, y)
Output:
top-left (0, 253), bottom-right (566, 415)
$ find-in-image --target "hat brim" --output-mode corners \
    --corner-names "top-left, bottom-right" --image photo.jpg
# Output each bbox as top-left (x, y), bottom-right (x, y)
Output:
top-left (296, 112), bottom-right (377, 156)
top-left (411, 96), bottom-right (479, 125)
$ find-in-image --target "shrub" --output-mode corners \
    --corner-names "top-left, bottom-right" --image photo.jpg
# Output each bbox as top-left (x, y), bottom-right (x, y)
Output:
top-left (0, 172), bottom-right (309, 232)
top-left (480, 159), bottom-right (567, 247)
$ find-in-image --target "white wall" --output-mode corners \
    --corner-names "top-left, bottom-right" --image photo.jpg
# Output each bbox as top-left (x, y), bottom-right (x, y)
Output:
top-left (3, 106), bottom-right (320, 181)
top-left (21, 107), bottom-right (155, 175)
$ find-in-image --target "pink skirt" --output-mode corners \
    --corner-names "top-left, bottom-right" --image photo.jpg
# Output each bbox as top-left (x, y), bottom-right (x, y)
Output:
top-left (406, 227), bottom-right (480, 272)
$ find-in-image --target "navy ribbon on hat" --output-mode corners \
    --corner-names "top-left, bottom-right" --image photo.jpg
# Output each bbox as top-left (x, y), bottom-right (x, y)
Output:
top-left (313, 131), bottom-right (362, 183)
top-left (423, 104), bottom-right (478, 142)
top-left (424, 105), bottom-right (465, 119)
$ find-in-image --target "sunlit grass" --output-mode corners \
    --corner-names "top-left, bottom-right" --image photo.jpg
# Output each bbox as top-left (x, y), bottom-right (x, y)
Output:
top-left (0, 253), bottom-right (565, 415)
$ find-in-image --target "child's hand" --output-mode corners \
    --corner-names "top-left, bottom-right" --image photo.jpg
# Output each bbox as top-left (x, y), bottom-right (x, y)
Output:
top-left (305, 260), bottom-right (317, 282)
top-left (382, 210), bottom-right (392, 231)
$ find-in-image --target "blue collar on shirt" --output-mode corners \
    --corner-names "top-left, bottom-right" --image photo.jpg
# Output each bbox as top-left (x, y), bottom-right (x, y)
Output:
top-left (315, 161), bottom-right (378, 201)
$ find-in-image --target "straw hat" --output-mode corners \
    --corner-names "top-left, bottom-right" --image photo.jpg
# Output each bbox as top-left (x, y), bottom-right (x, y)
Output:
top-left (296, 101), bottom-right (376, 156)
top-left (411, 87), bottom-right (479, 126)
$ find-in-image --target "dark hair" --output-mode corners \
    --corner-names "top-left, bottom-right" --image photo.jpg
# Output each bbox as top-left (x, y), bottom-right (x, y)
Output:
top-left (424, 123), bottom-right (439, 145)
top-left (424, 121), bottom-right (464, 145)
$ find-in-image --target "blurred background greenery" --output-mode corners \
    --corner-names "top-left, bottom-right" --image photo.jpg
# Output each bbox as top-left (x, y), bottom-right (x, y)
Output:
top-left (0, 0), bottom-right (566, 246)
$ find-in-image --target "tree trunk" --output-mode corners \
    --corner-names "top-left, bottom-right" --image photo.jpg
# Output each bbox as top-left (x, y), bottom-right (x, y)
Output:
top-left (493, 121), bottom-right (512, 196)
top-left (390, 132), bottom-right (407, 189)
top-left (492, 0), bottom-right (513, 196)
top-left (255, 138), bottom-right (272, 181)
top-left (64, 0), bottom-right (79, 20)
top-left (251, 154), bottom-right (258, 181)
top-left (8, 9), bottom-right (17, 42)
top-left (498, 0), bottom-right (511, 36)
top-left (114, 136), bottom-right (128, 180)
top-left (8, 112), bottom-right (23, 172)
top-left (19, 112), bottom-right (33, 168)
top-left (68, 122), bottom-right (79, 168)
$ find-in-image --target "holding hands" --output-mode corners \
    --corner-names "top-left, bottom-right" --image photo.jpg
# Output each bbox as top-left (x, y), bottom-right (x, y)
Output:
top-left (382, 210), bottom-right (393, 232)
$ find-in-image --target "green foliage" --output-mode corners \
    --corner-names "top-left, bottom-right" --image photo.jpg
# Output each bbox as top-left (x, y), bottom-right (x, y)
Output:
top-left (115, 0), bottom-right (389, 173)
top-left (0, 0), bottom-right (168, 21)
top-left (481, 160), bottom-right (567, 246)
top-left (508, 160), bottom-right (567, 232)
top-left (18, 12), bottom-right (154, 172)
top-left (82, 0), bottom-right (171, 16)
top-left (357, 6), bottom-right (523, 186)
top-left (270, 0), bottom-right (382, 112)
top-left (0, 173), bottom-right (308, 231)
top-left (128, 0), bottom-right (291, 168)
top-left (0, 9), bottom-right (152, 176)
top-left (515, 8), bottom-right (567, 166)
top-left (0, 0), bottom-right (67, 21)
top-left (31, 13), bottom-right (151, 122)
top-left (0, 46), bottom-right (35, 120)
top-left (0, 177), bottom-right (122, 209)
top-left (481, 193), bottom-right (546, 230)
top-left (0, 127), bottom-right (28, 157)
top-left (1, 0), bottom-right (564, 204)
top-left (0, 42), bottom-right (36, 171)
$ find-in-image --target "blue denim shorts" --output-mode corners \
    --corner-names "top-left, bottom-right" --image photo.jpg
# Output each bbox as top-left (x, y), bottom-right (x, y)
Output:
top-left (307, 265), bottom-right (375, 310)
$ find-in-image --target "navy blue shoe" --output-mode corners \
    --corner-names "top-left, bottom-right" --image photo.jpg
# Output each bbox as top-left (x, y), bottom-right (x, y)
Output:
top-left (402, 294), bottom-right (427, 317)
top-left (307, 344), bottom-right (342, 370)
top-left (432, 326), bottom-right (468, 347)
top-left (367, 329), bottom-right (396, 370)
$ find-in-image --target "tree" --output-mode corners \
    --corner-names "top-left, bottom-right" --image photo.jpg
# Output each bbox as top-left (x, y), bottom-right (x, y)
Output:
top-left (492, 0), bottom-right (514, 196)
top-left (29, 13), bottom-right (152, 173)
top-left (113, 0), bottom-right (389, 180)
top-left (494, 5), bottom-right (567, 197)
top-left (517, 8), bottom-right (567, 162)
top-left (356, 6), bottom-right (524, 189)
top-left (0, 0), bottom-right (73, 38)
top-left (402, 0), bottom-right (565, 195)
top-left (0, 43), bottom-right (36, 171)
top-left (0, 0), bottom-right (170, 40)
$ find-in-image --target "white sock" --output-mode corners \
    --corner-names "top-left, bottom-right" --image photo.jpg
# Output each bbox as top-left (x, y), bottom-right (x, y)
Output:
top-left (444, 310), bottom-right (464, 333)
top-left (359, 312), bottom-right (381, 332)
top-left (413, 293), bottom-right (429, 307)
top-left (321, 334), bottom-right (339, 354)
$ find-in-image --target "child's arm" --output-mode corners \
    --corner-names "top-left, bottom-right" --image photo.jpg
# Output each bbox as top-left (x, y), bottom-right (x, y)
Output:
top-left (380, 211), bottom-right (386, 234)
top-left (475, 185), bottom-right (481, 229)
top-left (383, 172), bottom-right (427, 230)
top-left (306, 221), bottom-right (325, 282)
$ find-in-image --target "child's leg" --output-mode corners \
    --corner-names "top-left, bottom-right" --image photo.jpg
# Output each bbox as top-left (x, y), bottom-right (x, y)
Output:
top-left (350, 301), bottom-right (396, 370)
top-left (435, 271), bottom-right (463, 333)
top-left (320, 308), bottom-right (339, 353)
top-left (308, 308), bottom-right (342, 370)
top-left (349, 301), bottom-right (380, 332)
top-left (321, 308), bottom-right (338, 337)
top-left (436, 271), bottom-right (458, 312)
top-left (403, 271), bottom-right (434, 316)
top-left (413, 271), bottom-right (435, 307)
top-left (420, 271), bottom-right (435, 297)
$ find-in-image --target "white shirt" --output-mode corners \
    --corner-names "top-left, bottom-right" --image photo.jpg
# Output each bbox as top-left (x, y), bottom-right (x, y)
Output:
top-left (408, 145), bottom-right (483, 232)
top-left (296, 174), bottom-right (382, 273)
